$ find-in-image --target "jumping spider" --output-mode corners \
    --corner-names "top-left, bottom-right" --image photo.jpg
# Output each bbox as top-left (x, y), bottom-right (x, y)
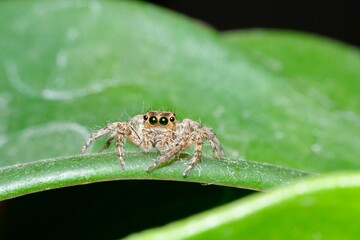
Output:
top-left (80, 111), bottom-right (224, 176)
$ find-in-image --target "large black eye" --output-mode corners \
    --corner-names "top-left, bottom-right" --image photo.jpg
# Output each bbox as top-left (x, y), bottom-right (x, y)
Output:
top-left (143, 115), bottom-right (148, 120)
top-left (159, 117), bottom-right (168, 126)
top-left (149, 116), bottom-right (157, 125)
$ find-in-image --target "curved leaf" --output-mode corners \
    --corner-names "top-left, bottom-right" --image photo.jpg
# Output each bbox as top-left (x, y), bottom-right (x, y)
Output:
top-left (0, 153), bottom-right (312, 200)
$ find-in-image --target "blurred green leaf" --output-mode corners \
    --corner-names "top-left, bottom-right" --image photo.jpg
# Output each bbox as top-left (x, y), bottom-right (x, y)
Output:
top-left (223, 30), bottom-right (360, 172)
top-left (126, 172), bottom-right (360, 239)
top-left (0, 0), bottom-right (359, 200)
top-left (224, 30), bottom-right (360, 113)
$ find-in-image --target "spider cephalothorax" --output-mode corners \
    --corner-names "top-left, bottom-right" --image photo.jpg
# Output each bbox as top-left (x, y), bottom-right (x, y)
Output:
top-left (80, 111), bottom-right (224, 176)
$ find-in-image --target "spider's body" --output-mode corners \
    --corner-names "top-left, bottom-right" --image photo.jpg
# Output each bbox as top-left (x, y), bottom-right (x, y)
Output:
top-left (80, 111), bottom-right (224, 176)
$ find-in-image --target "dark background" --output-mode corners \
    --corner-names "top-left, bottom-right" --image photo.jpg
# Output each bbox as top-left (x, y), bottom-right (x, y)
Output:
top-left (150, 0), bottom-right (360, 47)
top-left (2, 181), bottom-right (251, 239)
top-left (2, 1), bottom-right (359, 239)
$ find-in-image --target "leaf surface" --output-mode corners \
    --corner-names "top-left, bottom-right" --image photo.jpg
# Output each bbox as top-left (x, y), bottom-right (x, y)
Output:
top-left (0, 0), bottom-right (359, 200)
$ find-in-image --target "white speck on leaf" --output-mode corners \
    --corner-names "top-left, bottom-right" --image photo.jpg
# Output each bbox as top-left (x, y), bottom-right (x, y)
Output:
top-left (66, 27), bottom-right (79, 42)
top-left (311, 143), bottom-right (322, 153)
top-left (56, 50), bottom-right (68, 68)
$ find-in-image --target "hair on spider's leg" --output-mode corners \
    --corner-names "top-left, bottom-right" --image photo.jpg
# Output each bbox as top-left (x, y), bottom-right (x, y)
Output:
top-left (202, 128), bottom-right (225, 159)
top-left (116, 132), bottom-right (126, 168)
top-left (128, 124), bottom-right (140, 142)
top-left (208, 138), bottom-right (225, 159)
top-left (146, 154), bottom-right (170, 173)
top-left (146, 143), bottom-right (185, 173)
top-left (100, 133), bottom-right (116, 153)
top-left (183, 133), bottom-right (203, 177)
top-left (80, 123), bottom-right (118, 155)
top-left (125, 116), bottom-right (143, 147)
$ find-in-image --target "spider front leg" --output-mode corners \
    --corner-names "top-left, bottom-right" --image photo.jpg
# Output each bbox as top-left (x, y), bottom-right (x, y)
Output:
top-left (147, 131), bottom-right (204, 177)
top-left (146, 132), bottom-right (192, 174)
top-left (146, 142), bottom-right (186, 173)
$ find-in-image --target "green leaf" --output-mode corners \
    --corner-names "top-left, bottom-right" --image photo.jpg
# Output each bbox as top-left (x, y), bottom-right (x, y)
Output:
top-left (0, 0), bottom-right (359, 201)
top-left (125, 172), bottom-right (360, 239)
top-left (0, 153), bottom-right (311, 200)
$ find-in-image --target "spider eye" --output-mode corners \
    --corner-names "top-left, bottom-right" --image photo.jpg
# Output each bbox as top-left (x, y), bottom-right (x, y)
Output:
top-left (170, 116), bottom-right (175, 122)
top-left (143, 115), bottom-right (148, 120)
top-left (159, 117), bottom-right (168, 126)
top-left (149, 116), bottom-right (157, 125)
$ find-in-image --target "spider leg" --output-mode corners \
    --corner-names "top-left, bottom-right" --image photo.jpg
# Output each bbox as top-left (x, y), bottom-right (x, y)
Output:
top-left (100, 132), bottom-right (116, 152)
top-left (80, 122), bottom-right (119, 155)
top-left (126, 124), bottom-right (141, 146)
top-left (146, 137), bottom-right (192, 173)
top-left (183, 133), bottom-right (203, 177)
top-left (107, 122), bottom-right (134, 168)
top-left (202, 127), bottom-right (224, 159)
top-left (116, 127), bottom-right (126, 168)
top-left (182, 119), bottom-right (224, 159)
top-left (125, 115), bottom-right (143, 147)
